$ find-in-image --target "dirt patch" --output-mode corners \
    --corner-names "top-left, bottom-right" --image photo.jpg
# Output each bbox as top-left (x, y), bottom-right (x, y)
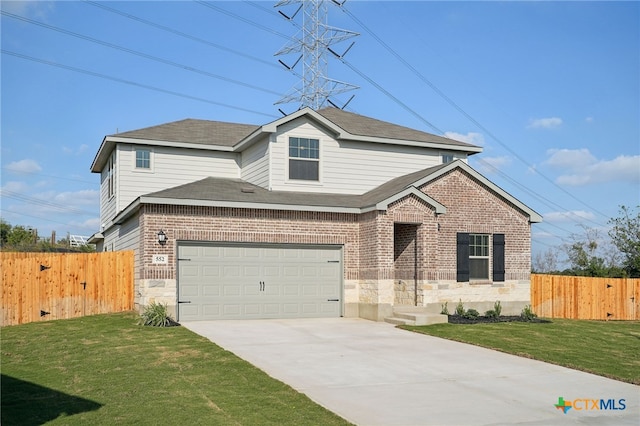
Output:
top-left (448, 315), bottom-right (552, 324)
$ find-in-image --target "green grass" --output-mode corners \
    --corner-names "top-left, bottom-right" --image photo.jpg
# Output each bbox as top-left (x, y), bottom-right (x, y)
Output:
top-left (1, 313), bottom-right (351, 425)
top-left (402, 319), bottom-right (640, 385)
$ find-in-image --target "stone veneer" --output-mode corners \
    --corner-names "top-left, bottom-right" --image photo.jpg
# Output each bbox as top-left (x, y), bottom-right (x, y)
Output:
top-left (135, 168), bottom-right (534, 320)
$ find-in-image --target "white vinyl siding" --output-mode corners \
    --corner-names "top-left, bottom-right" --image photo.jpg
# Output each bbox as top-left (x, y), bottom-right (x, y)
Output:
top-left (116, 144), bottom-right (239, 214)
top-left (269, 118), bottom-right (448, 194)
top-left (241, 136), bottom-right (269, 188)
top-left (100, 153), bottom-right (118, 227)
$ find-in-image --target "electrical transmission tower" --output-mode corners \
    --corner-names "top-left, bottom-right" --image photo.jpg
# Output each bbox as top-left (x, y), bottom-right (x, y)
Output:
top-left (275, 0), bottom-right (359, 110)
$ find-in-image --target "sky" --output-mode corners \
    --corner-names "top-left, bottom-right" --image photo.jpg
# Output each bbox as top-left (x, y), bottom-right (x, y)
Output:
top-left (1, 0), bottom-right (639, 265)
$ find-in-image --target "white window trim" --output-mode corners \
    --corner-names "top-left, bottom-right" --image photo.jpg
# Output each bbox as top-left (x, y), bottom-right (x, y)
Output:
top-left (469, 233), bottom-right (490, 281)
top-left (133, 147), bottom-right (154, 173)
top-left (286, 136), bottom-right (322, 185)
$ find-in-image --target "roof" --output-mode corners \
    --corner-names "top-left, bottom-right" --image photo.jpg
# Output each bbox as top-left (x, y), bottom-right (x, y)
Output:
top-left (112, 161), bottom-right (542, 224)
top-left (91, 107), bottom-right (481, 172)
top-left (110, 118), bottom-right (259, 147)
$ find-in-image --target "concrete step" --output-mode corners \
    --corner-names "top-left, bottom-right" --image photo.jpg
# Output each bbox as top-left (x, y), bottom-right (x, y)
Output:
top-left (388, 311), bottom-right (448, 326)
top-left (384, 317), bottom-right (415, 326)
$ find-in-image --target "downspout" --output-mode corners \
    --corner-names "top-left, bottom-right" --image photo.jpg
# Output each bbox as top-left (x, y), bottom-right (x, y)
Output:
top-left (414, 226), bottom-right (418, 306)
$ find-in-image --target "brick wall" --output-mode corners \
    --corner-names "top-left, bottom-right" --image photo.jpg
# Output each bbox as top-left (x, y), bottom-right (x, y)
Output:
top-left (134, 166), bottom-right (533, 315)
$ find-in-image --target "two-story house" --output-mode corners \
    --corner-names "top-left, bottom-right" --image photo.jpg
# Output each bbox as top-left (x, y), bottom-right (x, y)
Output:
top-left (89, 107), bottom-right (542, 322)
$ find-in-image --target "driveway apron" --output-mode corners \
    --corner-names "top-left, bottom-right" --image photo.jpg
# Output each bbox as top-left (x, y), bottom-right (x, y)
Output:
top-left (182, 318), bottom-right (639, 426)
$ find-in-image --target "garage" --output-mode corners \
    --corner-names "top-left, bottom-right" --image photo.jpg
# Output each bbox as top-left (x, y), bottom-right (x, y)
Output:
top-left (177, 243), bottom-right (343, 321)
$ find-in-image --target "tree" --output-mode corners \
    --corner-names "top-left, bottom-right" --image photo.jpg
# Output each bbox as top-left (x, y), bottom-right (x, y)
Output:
top-left (532, 247), bottom-right (559, 273)
top-left (562, 225), bottom-right (621, 277)
top-left (608, 205), bottom-right (640, 277)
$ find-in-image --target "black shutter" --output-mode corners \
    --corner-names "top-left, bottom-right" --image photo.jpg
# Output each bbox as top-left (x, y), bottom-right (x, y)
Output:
top-left (456, 233), bottom-right (470, 282)
top-left (493, 233), bottom-right (505, 282)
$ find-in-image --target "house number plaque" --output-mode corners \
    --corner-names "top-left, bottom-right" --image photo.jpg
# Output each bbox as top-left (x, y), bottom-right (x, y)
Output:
top-left (152, 254), bottom-right (168, 265)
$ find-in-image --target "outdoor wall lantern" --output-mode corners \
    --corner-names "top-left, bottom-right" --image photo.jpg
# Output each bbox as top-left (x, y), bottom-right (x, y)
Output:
top-left (157, 230), bottom-right (167, 246)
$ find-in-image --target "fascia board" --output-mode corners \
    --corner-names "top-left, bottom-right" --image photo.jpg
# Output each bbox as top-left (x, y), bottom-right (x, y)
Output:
top-left (337, 134), bottom-right (483, 153)
top-left (233, 107), bottom-right (345, 151)
top-left (106, 136), bottom-right (234, 151)
top-left (113, 198), bottom-right (141, 225)
top-left (91, 136), bottom-right (234, 172)
top-left (139, 196), bottom-right (362, 214)
top-left (372, 187), bottom-right (447, 214)
top-left (414, 160), bottom-right (543, 223)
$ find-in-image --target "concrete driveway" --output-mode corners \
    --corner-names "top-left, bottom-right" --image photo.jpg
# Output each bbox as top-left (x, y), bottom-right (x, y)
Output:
top-left (182, 318), bottom-right (639, 426)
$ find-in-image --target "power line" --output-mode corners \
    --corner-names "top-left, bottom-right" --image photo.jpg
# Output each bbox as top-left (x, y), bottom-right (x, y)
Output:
top-left (0, 189), bottom-right (97, 216)
top-left (195, 1), bottom-right (291, 40)
top-left (1, 167), bottom-right (97, 185)
top-left (82, 0), bottom-right (283, 71)
top-left (336, 3), bottom-right (612, 222)
top-left (0, 208), bottom-right (97, 231)
top-left (1, 50), bottom-right (278, 119)
top-left (1, 11), bottom-right (282, 97)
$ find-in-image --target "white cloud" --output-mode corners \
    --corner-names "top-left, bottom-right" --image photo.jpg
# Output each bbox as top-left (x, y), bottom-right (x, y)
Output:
top-left (475, 156), bottom-right (511, 174)
top-left (0, 180), bottom-right (29, 193)
top-left (5, 159), bottom-right (42, 174)
top-left (53, 189), bottom-right (99, 206)
top-left (0, 1), bottom-right (54, 19)
top-left (62, 144), bottom-right (89, 155)
top-left (544, 210), bottom-right (596, 223)
top-left (527, 117), bottom-right (563, 129)
top-left (443, 131), bottom-right (485, 146)
top-left (544, 149), bottom-right (640, 186)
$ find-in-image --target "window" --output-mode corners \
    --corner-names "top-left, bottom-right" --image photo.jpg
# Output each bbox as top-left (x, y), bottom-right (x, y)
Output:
top-left (136, 148), bottom-right (151, 169)
top-left (106, 153), bottom-right (115, 199)
top-left (469, 234), bottom-right (489, 280)
top-left (442, 154), bottom-right (454, 164)
top-left (456, 233), bottom-right (505, 282)
top-left (289, 137), bottom-right (319, 181)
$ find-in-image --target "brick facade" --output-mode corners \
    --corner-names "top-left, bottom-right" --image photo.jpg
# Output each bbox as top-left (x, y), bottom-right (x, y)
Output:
top-left (135, 168), bottom-right (533, 320)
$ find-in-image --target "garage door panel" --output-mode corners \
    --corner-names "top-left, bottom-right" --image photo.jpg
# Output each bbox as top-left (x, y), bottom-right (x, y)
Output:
top-left (179, 244), bottom-right (342, 320)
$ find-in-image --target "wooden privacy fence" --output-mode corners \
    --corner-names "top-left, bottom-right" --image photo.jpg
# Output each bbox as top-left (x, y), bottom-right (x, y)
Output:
top-left (1, 251), bottom-right (134, 326)
top-left (531, 274), bottom-right (640, 320)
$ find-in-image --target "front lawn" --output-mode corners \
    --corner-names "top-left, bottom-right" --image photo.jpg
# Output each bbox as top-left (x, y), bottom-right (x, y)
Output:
top-left (1, 313), bottom-right (351, 425)
top-left (402, 319), bottom-right (640, 385)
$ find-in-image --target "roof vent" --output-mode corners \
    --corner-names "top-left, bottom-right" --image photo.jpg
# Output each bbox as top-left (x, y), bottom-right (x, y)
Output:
top-left (241, 187), bottom-right (255, 193)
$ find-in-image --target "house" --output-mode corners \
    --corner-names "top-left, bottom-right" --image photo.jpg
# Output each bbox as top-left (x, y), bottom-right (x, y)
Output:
top-left (89, 107), bottom-right (542, 322)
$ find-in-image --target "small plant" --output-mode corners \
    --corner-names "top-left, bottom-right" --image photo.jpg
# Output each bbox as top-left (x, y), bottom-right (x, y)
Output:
top-left (463, 308), bottom-right (479, 320)
top-left (139, 302), bottom-right (178, 327)
top-left (485, 309), bottom-right (498, 319)
top-left (494, 300), bottom-right (502, 317)
top-left (520, 304), bottom-right (538, 322)
top-left (455, 299), bottom-right (466, 316)
top-left (440, 301), bottom-right (449, 315)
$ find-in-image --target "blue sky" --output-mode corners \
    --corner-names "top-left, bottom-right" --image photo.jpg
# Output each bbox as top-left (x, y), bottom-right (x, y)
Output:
top-left (1, 1), bottom-right (639, 264)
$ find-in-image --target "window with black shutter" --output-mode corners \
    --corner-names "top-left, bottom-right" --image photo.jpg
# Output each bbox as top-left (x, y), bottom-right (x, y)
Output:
top-left (456, 233), bottom-right (470, 282)
top-left (492, 234), bottom-right (505, 281)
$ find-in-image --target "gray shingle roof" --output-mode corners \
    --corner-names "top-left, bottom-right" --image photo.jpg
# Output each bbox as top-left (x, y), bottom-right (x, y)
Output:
top-left (316, 108), bottom-right (475, 148)
top-left (111, 118), bottom-right (259, 147)
top-left (108, 108), bottom-right (477, 149)
top-left (143, 163), bottom-right (449, 210)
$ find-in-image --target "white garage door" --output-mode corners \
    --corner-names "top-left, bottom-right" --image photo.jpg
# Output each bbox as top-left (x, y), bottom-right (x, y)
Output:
top-left (178, 243), bottom-right (342, 321)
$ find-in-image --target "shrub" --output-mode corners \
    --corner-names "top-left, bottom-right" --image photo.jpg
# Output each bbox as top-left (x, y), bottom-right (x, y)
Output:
top-left (494, 300), bottom-right (502, 317)
top-left (440, 302), bottom-right (449, 315)
top-left (139, 302), bottom-right (178, 327)
top-left (485, 309), bottom-right (498, 318)
top-left (455, 299), bottom-right (466, 316)
top-left (520, 304), bottom-right (538, 322)
top-left (463, 308), bottom-right (479, 320)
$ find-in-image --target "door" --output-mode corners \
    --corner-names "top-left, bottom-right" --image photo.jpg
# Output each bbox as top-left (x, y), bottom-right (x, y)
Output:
top-left (178, 243), bottom-right (342, 320)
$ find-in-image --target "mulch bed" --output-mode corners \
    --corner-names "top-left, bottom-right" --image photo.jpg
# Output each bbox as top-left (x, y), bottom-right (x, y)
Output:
top-left (448, 315), bottom-right (552, 324)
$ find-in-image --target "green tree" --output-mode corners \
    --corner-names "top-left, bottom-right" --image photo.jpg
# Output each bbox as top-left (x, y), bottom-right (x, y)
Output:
top-left (563, 226), bottom-right (621, 277)
top-left (608, 205), bottom-right (640, 278)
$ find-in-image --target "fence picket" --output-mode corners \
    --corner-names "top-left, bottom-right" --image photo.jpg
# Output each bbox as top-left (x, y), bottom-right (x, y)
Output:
top-left (531, 274), bottom-right (640, 320)
top-left (1, 251), bottom-right (134, 326)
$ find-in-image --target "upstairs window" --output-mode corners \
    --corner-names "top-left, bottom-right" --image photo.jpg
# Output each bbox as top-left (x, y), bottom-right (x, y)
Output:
top-left (442, 154), bottom-right (454, 164)
top-left (107, 153), bottom-right (115, 199)
top-left (289, 137), bottom-right (319, 181)
top-left (136, 148), bottom-right (151, 169)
